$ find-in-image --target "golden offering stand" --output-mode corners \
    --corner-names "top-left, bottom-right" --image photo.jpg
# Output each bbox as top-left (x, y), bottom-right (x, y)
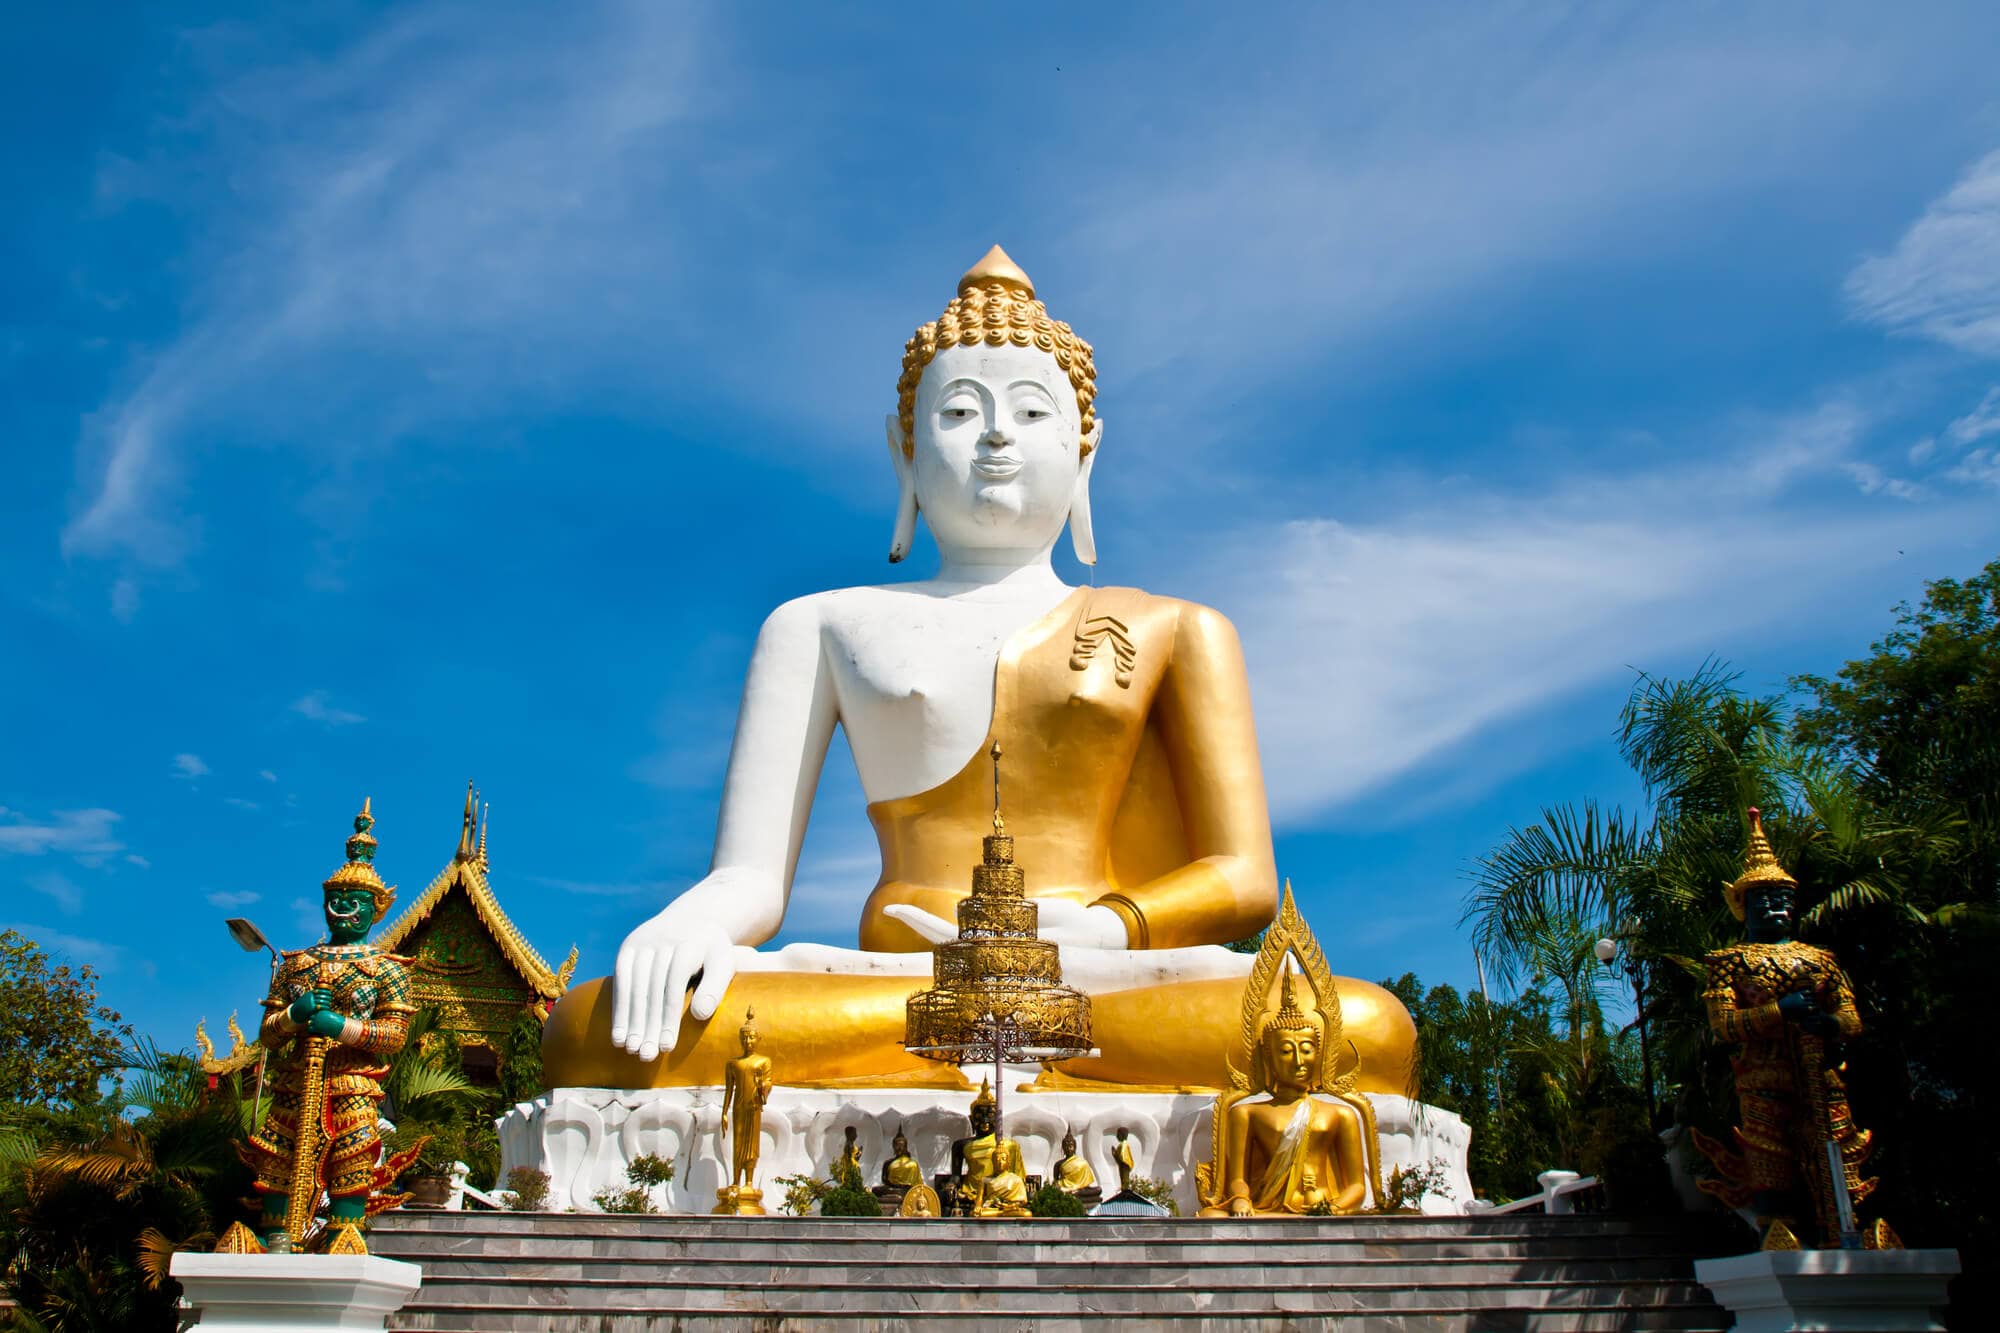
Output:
top-left (902, 745), bottom-right (1094, 1214)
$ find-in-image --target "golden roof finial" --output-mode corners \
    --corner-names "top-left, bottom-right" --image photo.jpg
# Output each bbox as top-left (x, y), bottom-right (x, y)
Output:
top-left (958, 244), bottom-right (1034, 299)
top-left (476, 800), bottom-right (488, 866)
top-left (455, 780), bottom-right (476, 863)
top-left (1726, 806), bottom-right (1797, 920)
top-left (990, 741), bottom-right (1005, 837)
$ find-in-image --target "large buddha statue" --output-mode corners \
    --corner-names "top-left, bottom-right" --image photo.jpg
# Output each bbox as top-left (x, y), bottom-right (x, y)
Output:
top-left (542, 247), bottom-right (1414, 1093)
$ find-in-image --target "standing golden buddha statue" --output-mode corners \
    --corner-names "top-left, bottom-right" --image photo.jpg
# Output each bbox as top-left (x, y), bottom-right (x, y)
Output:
top-left (715, 1007), bottom-right (773, 1215)
top-left (1692, 809), bottom-right (1890, 1250)
top-left (1196, 886), bottom-right (1384, 1217)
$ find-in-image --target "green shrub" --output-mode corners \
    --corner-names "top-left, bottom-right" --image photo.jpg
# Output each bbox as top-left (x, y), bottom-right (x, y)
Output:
top-left (819, 1185), bottom-right (882, 1217)
top-left (592, 1184), bottom-right (654, 1214)
top-left (503, 1167), bottom-right (550, 1211)
top-left (1028, 1184), bottom-right (1086, 1217)
top-left (774, 1173), bottom-right (834, 1216)
top-left (1126, 1175), bottom-right (1181, 1215)
top-left (626, 1153), bottom-right (675, 1188)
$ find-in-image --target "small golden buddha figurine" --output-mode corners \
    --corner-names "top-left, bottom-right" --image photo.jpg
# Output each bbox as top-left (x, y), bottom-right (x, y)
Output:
top-left (874, 1125), bottom-right (925, 1211)
top-left (1111, 1127), bottom-right (1135, 1195)
top-left (1197, 886), bottom-right (1384, 1218)
top-left (949, 1079), bottom-right (1001, 1213)
top-left (1050, 1130), bottom-right (1101, 1206)
top-left (882, 1126), bottom-right (923, 1189)
top-left (971, 1135), bottom-right (1032, 1218)
top-left (715, 1007), bottom-right (772, 1214)
top-left (831, 1124), bottom-right (864, 1188)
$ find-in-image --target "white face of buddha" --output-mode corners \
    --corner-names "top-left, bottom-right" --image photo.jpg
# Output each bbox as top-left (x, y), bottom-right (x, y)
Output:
top-left (910, 342), bottom-right (1083, 557)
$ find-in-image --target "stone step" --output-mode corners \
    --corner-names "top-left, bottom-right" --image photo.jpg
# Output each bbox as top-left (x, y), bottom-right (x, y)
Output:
top-left (374, 1212), bottom-right (1728, 1332)
top-left (391, 1307), bottom-right (1730, 1333)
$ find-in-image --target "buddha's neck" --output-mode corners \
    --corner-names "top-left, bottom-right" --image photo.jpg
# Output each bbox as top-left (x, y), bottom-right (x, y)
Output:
top-left (931, 541), bottom-right (1067, 595)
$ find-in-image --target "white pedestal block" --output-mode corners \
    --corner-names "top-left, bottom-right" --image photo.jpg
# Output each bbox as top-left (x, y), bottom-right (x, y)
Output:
top-left (498, 1084), bottom-right (1476, 1216)
top-left (1694, 1248), bottom-right (1959, 1333)
top-left (170, 1252), bottom-right (422, 1332)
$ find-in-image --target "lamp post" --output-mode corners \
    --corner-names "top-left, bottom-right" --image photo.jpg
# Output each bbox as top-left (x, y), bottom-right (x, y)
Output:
top-left (1594, 927), bottom-right (1658, 1131)
top-left (224, 917), bottom-right (280, 1125)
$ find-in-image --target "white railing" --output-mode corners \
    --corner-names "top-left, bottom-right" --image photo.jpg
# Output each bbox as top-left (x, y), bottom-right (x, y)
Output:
top-left (1465, 1169), bottom-right (1603, 1216)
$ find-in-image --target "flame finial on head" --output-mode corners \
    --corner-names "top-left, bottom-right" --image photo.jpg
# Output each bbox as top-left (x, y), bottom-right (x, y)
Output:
top-left (1726, 806), bottom-right (1797, 920)
top-left (324, 798), bottom-right (394, 914)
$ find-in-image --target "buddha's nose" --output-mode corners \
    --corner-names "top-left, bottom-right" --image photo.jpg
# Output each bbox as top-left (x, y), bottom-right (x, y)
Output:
top-left (980, 424), bottom-right (1015, 449)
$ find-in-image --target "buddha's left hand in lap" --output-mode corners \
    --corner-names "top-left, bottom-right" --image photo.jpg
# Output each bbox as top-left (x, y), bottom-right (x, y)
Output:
top-left (883, 900), bottom-right (1128, 950)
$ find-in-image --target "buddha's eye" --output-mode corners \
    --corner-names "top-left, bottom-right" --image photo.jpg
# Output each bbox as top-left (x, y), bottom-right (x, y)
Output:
top-left (1018, 407), bottom-right (1052, 422)
top-left (940, 405), bottom-right (978, 422)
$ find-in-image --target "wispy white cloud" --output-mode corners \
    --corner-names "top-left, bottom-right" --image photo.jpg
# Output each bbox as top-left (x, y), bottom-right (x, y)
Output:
top-left (28, 873), bottom-right (85, 916)
top-left (205, 890), bottom-right (260, 909)
top-left (1186, 403), bottom-right (1988, 824)
top-left (0, 807), bottom-right (125, 862)
top-left (1847, 149), bottom-right (2000, 357)
top-left (527, 875), bottom-right (655, 899)
top-left (223, 796), bottom-right (262, 812)
top-left (172, 752), bottom-right (210, 779)
top-left (1946, 386), bottom-right (2000, 445)
top-left (258, 769), bottom-right (278, 783)
top-left (63, 3), bottom-right (711, 572)
top-left (292, 691), bottom-right (365, 726)
top-left (2, 924), bottom-right (125, 973)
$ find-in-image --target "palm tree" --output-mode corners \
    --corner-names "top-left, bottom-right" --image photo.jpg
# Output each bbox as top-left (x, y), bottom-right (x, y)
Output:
top-left (1462, 661), bottom-right (1959, 1136)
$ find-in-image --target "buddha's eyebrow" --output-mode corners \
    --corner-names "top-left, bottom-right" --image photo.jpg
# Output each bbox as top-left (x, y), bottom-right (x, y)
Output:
top-left (1008, 379), bottom-right (1058, 398)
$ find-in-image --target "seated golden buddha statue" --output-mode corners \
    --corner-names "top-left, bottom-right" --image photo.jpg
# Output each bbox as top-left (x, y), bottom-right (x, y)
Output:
top-left (1197, 891), bottom-right (1384, 1217)
top-left (971, 1136), bottom-right (1032, 1219)
top-left (950, 1079), bottom-right (1001, 1207)
top-left (881, 1126), bottom-right (923, 1191)
top-left (541, 247), bottom-right (1415, 1094)
top-left (1050, 1130), bottom-right (1101, 1205)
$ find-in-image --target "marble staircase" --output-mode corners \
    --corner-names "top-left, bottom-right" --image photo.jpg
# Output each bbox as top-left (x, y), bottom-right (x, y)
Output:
top-left (370, 1211), bottom-right (1730, 1332)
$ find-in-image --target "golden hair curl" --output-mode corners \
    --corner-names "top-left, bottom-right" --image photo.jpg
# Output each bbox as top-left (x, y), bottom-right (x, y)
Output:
top-left (895, 247), bottom-right (1096, 459)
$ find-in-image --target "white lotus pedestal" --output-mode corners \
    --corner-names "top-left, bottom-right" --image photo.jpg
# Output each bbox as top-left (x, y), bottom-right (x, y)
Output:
top-left (499, 1083), bottom-right (1476, 1215)
top-left (1694, 1248), bottom-right (1959, 1333)
top-left (170, 1252), bottom-right (421, 1332)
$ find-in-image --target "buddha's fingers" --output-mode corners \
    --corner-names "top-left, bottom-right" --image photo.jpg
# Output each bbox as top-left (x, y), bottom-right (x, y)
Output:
top-left (882, 903), bottom-right (956, 945)
top-left (687, 938), bottom-right (736, 1022)
top-left (650, 947), bottom-right (704, 1058)
top-left (618, 947), bottom-right (656, 1055)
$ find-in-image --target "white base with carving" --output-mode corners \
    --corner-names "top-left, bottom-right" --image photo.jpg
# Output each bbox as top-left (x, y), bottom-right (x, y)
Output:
top-left (1694, 1249), bottom-right (1960, 1333)
top-left (170, 1253), bottom-right (421, 1332)
top-left (499, 1079), bottom-right (1473, 1215)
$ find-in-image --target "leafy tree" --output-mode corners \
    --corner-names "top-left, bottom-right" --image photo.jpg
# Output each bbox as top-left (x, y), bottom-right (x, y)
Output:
top-left (0, 930), bottom-right (133, 1109)
top-left (496, 1008), bottom-right (548, 1107)
top-left (1792, 558), bottom-right (2000, 1310)
top-left (1, 1043), bottom-right (257, 1332)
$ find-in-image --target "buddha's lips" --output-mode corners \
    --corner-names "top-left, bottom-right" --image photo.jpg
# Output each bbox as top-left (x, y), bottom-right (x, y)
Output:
top-left (972, 458), bottom-right (1022, 479)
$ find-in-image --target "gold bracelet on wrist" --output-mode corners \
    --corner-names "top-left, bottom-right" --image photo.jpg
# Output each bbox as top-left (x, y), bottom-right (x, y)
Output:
top-left (1090, 893), bottom-right (1150, 950)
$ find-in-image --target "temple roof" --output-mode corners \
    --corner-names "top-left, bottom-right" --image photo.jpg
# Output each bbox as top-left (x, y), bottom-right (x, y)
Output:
top-left (376, 782), bottom-right (576, 1001)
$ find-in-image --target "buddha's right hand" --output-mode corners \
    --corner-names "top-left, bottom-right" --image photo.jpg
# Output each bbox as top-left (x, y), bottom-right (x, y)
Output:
top-left (611, 904), bottom-right (740, 1060)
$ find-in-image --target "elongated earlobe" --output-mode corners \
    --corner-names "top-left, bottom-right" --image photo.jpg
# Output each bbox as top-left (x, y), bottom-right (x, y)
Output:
top-left (886, 414), bottom-right (919, 563)
top-left (1069, 420), bottom-right (1103, 566)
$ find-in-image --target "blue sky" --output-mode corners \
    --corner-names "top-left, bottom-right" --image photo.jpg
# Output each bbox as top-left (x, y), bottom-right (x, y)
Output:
top-left (5, 2), bottom-right (1999, 1053)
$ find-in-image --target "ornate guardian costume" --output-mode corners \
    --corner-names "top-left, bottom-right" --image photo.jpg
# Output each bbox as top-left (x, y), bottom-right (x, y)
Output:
top-left (236, 802), bottom-right (418, 1250)
top-left (1692, 809), bottom-right (1877, 1249)
top-left (246, 942), bottom-right (415, 1200)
